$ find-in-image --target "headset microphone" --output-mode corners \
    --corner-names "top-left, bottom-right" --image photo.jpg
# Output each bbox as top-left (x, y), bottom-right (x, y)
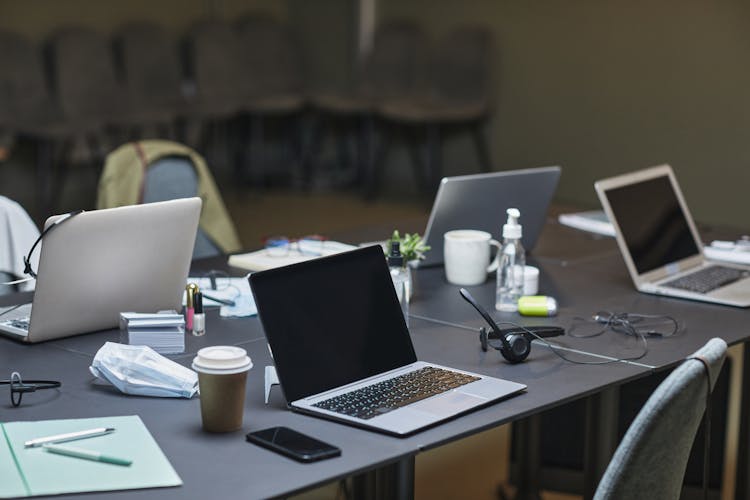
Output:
top-left (459, 288), bottom-right (564, 363)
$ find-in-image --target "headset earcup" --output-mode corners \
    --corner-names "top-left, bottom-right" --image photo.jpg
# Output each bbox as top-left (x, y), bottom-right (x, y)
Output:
top-left (500, 333), bottom-right (531, 363)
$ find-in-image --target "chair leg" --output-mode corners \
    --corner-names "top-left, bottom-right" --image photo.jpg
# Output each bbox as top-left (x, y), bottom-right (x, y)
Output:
top-left (405, 126), bottom-right (427, 192)
top-left (425, 123), bottom-right (442, 198)
top-left (35, 136), bottom-right (53, 221)
top-left (472, 122), bottom-right (492, 172)
top-left (364, 119), bottom-right (388, 200)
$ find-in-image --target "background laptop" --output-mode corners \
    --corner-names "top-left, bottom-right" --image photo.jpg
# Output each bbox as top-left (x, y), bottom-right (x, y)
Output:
top-left (420, 166), bottom-right (561, 267)
top-left (249, 245), bottom-right (526, 436)
top-left (595, 164), bottom-right (750, 307)
top-left (0, 198), bottom-right (201, 342)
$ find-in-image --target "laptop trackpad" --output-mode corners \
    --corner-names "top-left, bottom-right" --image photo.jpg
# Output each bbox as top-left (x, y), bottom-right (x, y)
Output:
top-left (411, 391), bottom-right (486, 416)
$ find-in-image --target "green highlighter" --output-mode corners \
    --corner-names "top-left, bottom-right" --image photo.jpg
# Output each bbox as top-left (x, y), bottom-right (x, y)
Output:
top-left (43, 443), bottom-right (133, 466)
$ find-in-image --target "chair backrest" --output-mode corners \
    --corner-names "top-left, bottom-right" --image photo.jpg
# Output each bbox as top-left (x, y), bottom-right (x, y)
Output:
top-left (594, 337), bottom-right (727, 500)
top-left (117, 22), bottom-right (184, 112)
top-left (187, 19), bottom-right (244, 114)
top-left (141, 156), bottom-right (222, 259)
top-left (360, 20), bottom-right (429, 101)
top-left (51, 27), bottom-right (124, 129)
top-left (0, 30), bottom-right (53, 128)
top-left (236, 14), bottom-right (304, 98)
top-left (431, 26), bottom-right (493, 103)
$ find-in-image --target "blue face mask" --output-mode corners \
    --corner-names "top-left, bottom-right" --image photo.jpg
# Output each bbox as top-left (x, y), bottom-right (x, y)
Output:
top-left (89, 342), bottom-right (198, 398)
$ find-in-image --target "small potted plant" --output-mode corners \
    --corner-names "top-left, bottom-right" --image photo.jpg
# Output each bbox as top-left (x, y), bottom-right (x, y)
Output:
top-left (390, 230), bottom-right (430, 299)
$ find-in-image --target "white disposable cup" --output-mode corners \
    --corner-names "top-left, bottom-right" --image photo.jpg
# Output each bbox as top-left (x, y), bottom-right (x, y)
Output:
top-left (444, 230), bottom-right (501, 286)
top-left (192, 346), bottom-right (252, 432)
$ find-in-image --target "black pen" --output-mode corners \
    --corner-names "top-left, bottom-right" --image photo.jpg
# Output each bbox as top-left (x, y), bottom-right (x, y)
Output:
top-left (201, 292), bottom-right (236, 307)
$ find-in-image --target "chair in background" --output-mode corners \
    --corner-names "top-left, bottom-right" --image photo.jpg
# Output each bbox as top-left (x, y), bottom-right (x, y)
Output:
top-left (116, 22), bottom-right (187, 140)
top-left (97, 140), bottom-right (241, 259)
top-left (49, 27), bottom-right (130, 209)
top-left (184, 18), bottom-right (246, 167)
top-left (234, 13), bottom-right (306, 185)
top-left (0, 29), bottom-right (68, 218)
top-left (593, 337), bottom-right (727, 499)
top-left (373, 26), bottom-right (494, 199)
top-left (308, 20), bottom-right (430, 195)
top-left (0, 196), bottom-right (40, 294)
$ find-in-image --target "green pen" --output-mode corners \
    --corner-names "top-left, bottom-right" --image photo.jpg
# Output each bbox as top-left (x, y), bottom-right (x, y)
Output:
top-left (42, 443), bottom-right (132, 466)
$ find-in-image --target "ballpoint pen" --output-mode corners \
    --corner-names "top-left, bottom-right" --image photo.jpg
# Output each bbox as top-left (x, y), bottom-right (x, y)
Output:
top-left (43, 443), bottom-right (132, 466)
top-left (201, 292), bottom-right (236, 307)
top-left (24, 427), bottom-right (115, 448)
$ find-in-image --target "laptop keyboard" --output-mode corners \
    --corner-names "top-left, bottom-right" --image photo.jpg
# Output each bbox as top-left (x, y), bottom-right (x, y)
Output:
top-left (312, 366), bottom-right (480, 420)
top-left (662, 265), bottom-right (747, 294)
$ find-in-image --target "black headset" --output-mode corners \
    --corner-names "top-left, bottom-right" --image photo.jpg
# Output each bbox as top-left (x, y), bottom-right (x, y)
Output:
top-left (23, 210), bottom-right (83, 278)
top-left (459, 288), bottom-right (564, 363)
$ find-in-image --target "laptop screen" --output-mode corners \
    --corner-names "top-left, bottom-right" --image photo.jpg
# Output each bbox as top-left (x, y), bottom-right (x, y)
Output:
top-left (249, 245), bottom-right (417, 402)
top-left (605, 174), bottom-right (699, 274)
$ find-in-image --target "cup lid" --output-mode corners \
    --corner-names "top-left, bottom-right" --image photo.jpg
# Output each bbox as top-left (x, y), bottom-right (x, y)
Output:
top-left (192, 346), bottom-right (252, 375)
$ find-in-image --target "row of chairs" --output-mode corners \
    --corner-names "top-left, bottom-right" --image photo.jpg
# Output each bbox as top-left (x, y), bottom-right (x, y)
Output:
top-left (0, 15), bottom-right (494, 215)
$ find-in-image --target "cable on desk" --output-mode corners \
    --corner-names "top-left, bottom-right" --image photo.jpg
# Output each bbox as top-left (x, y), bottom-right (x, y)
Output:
top-left (410, 313), bottom-right (657, 368)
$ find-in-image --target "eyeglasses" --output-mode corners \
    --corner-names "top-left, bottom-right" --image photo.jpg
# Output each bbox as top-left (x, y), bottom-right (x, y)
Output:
top-left (569, 312), bottom-right (679, 339)
top-left (1, 372), bottom-right (61, 407)
top-left (264, 235), bottom-right (327, 257)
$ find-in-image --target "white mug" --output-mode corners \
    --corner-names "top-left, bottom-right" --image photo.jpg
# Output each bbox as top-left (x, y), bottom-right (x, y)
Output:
top-left (444, 230), bottom-right (501, 286)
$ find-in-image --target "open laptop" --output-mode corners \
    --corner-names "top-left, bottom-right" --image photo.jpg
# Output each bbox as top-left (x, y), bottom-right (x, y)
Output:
top-left (0, 198), bottom-right (201, 342)
top-left (419, 166), bottom-right (561, 267)
top-left (249, 245), bottom-right (526, 436)
top-left (595, 164), bottom-right (750, 307)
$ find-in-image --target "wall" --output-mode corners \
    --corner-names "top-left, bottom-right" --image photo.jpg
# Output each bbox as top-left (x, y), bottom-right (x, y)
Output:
top-left (379, 0), bottom-right (750, 229)
top-left (0, 0), bottom-right (286, 39)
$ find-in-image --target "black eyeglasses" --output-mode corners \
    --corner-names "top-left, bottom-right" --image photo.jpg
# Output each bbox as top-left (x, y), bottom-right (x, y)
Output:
top-left (0, 372), bottom-right (61, 407)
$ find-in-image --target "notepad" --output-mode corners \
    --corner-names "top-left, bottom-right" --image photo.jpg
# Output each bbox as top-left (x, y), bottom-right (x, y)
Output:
top-left (228, 241), bottom-right (357, 271)
top-left (0, 415), bottom-right (181, 498)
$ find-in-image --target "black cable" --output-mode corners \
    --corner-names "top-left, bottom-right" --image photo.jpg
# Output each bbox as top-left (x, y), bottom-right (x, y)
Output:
top-left (23, 210), bottom-right (83, 279)
top-left (0, 304), bottom-right (23, 319)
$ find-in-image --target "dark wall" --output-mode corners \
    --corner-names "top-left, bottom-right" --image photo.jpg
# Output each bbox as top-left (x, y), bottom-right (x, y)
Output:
top-left (380, 0), bottom-right (750, 229)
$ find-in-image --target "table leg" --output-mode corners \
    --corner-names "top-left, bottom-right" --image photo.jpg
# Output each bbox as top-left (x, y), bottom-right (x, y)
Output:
top-left (511, 415), bottom-right (542, 500)
top-left (351, 457), bottom-right (415, 500)
top-left (583, 387), bottom-right (619, 500)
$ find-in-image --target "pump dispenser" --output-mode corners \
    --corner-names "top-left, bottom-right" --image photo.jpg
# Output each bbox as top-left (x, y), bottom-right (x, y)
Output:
top-left (388, 241), bottom-right (409, 326)
top-left (496, 208), bottom-right (525, 311)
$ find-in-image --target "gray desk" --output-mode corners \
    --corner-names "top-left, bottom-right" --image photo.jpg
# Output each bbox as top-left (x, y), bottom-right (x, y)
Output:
top-left (2, 220), bottom-right (748, 499)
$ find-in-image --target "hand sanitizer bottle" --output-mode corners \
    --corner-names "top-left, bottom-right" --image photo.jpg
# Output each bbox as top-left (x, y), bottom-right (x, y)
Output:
top-left (388, 241), bottom-right (409, 327)
top-left (496, 208), bottom-right (525, 312)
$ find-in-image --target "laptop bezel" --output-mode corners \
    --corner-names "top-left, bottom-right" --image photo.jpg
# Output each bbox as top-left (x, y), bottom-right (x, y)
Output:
top-left (594, 164), bottom-right (706, 288)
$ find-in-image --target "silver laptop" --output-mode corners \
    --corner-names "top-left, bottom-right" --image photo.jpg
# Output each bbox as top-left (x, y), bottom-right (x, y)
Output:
top-left (0, 198), bottom-right (201, 342)
top-left (595, 164), bottom-right (750, 307)
top-left (420, 167), bottom-right (561, 267)
top-left (249, 245), bottom-right (526, 436)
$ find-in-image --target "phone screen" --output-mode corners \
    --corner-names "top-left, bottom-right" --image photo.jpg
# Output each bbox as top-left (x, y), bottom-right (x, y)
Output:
top-left (246, 427), bottom-right (341, 462)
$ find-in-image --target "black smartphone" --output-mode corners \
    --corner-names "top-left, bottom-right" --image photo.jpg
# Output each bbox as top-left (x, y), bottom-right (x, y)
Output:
top-left (246, 426), bottom-right (341, 463)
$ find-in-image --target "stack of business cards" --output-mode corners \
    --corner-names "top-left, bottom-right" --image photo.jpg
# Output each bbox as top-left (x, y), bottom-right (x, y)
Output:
top-left (120, 312), bottom-right (185, 354)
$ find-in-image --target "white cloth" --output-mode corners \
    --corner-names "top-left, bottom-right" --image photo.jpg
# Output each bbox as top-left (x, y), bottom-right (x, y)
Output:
top-left (0, 196), bottom-right (39, 291)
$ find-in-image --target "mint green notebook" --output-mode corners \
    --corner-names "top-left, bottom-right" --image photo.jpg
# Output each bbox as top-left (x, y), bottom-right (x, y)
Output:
top-left (0, 415), bottom-right (181, 498)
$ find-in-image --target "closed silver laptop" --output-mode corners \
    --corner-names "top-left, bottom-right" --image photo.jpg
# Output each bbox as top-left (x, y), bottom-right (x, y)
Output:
top-left (420, 167), bottom-right (561, 267)
top-left (0, 198), bottom-right (201, 342)
top-left (595, 165), bottom-right (750, 307)
top-left (249, 245), bottom-right (526, 436)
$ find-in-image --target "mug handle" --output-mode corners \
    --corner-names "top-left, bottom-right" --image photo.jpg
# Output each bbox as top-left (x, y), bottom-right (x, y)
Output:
top-left (487, 239), bottom-right (502, 273)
